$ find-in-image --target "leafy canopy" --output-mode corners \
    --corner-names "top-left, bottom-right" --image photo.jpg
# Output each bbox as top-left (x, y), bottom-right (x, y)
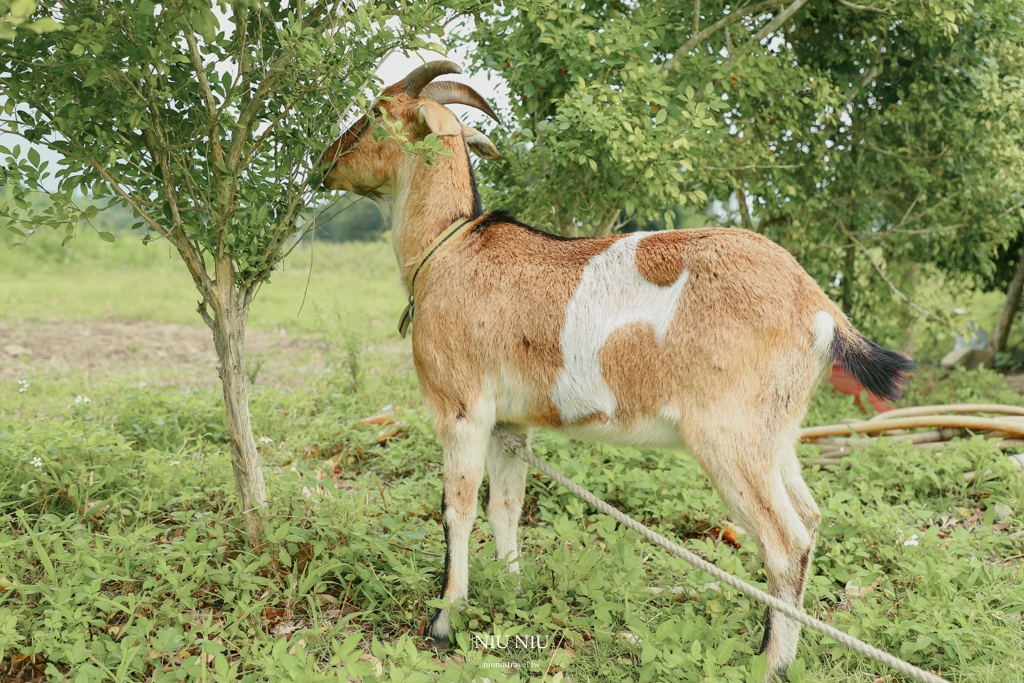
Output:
top-left (1, 0), bottom-right (462, 299)
top-left (464, 0), bottom-right (1024, 352)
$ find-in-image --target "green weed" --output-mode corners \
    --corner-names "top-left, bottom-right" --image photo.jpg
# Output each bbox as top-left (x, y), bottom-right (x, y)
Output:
top-left (1, 367), bottom-right (1021, 682)
top-left (2, 235), bottom-right (1023, 681)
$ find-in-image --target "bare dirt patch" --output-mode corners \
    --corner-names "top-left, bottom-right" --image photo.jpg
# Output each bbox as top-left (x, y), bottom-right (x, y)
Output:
top-left (0, 319), bottom-right (327, 388)
top-left (1005, 373), bottom-right (1024, 394)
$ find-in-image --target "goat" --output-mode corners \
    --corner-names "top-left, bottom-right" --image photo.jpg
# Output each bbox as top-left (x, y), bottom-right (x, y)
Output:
top-left (317, 61), bottom-right (914, 678)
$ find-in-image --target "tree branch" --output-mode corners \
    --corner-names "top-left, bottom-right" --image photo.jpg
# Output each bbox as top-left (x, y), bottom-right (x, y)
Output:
top-left (238, 74), bottom-right (329, 171)
top-left (838, 0), bottom-right (889, 12)
top-left (184, 26), bottom-right (224, 167)
top-left (196, 300), bottom-right (216, 331)
top-left (153, 153), bottom-right (218, 298)
top-left (704, 162), bottom-right (802, 171)
top-left (84, 158), bottom-right (168, 238)
top-left (225, 8), bottom-right (343, 173)
top-left (848, 233), bottom-right (949, 325)
top-left (734, 177), bottom-right (756, 232)
top-left (751, 0), bottom-right (810, 43)
top-left (663, 0), bottom-right (781, 70)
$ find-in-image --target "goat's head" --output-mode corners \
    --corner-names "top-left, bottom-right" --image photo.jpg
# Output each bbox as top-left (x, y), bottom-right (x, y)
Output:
top-left (319, 61), bottom-right (501, 195)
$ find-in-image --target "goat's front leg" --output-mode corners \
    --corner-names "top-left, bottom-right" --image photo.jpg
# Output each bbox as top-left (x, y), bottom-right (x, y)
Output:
top-left (424, 412), bottom-right (491, 647)
top-left (487, 426), bottom-right (530, 573)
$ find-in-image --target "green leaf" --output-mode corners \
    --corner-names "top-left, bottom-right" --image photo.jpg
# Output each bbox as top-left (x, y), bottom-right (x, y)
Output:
top-left (786, 657), bottom-right (806, 683)
top-left (83, 68), bottom-right (103, 88)
top-left (24, 17), bottom-right (62, 33)
top-left (98, 231), bottom-right (115, 243)
top-left (748, 653), bottom-right (768, 683)
top-left (67, 638), bottom-right (89, 665)
top-left (11, 0), bottom-right (35, 17)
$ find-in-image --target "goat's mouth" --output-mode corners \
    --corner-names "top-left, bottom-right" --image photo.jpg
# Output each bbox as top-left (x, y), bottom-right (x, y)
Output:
top-left (317, 116), bottom-right (371, 189)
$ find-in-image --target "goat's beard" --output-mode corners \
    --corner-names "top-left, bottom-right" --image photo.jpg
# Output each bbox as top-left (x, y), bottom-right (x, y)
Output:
top-left (367, 191), bottom-right (392, 222)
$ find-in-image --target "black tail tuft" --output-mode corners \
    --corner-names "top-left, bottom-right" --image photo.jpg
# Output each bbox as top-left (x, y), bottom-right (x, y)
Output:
top-left (831, 332), bottom-right (916, 402)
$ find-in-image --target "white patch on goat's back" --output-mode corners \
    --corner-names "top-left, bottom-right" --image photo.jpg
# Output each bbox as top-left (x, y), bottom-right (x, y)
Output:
top-left (551, 233), bottom-right (689, 424)
top-left (812, 311), bottom-right (834, 361)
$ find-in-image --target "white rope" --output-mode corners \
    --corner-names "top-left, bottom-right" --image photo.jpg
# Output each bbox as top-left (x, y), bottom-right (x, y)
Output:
top-left (517, 449), bottom-right (950, 683)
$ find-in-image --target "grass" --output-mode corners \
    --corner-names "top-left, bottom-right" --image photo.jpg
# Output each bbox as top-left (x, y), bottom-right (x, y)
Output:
top-left (0, 228), bottom-right (405, 337)
top-left (1, 229), bottom-right (1023, 682)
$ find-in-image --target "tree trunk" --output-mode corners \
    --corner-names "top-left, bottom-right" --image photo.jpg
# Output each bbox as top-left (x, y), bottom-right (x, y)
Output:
top-left (208, 259), bottom-right (268, 547)
top-left (842, 242), bottom-right (855, 315)
top-left (735, 184), bottom-right (756, 232)
top-left (992, 242), bottom-right (1024, 353)
top-left (903, 262), bottom-right (916, 357)
top-left (593, 205), bottom-right (624, 237)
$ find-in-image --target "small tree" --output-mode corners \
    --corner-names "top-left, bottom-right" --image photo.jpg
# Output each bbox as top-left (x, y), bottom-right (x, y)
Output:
top-left (1, 0), bottom-right (462, 543)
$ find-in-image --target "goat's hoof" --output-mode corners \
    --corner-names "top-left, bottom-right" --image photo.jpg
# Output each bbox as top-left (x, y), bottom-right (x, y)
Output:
top-left (424, 610), bottom-right (452, 648)
top-left (427, 633), bottom-right (452, 649)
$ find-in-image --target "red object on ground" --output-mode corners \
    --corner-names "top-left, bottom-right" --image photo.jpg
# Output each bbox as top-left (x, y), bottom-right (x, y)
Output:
top-left (828, 365), bottom-right (894, 414)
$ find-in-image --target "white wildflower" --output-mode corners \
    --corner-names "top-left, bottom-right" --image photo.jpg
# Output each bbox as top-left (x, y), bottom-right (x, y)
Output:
top-left (30, 457), bottom-right (43, 468)
top-left (903, 534), bottom-right (919, 547)
top-left (169, 460), bottom-right (181, 467)
top-left (75, 395), bottom-right (92, 404)
top-left (258, 436), bottom-right (274, 444)
top-left (17, 379), bottom-right (30, 393)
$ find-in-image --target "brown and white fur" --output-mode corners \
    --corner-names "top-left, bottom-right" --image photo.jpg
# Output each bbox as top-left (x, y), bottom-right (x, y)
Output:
top-left (318, 69), bottom-right (914, 678)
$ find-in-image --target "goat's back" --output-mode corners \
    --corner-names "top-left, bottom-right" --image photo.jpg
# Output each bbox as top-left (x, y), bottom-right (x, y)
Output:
top-left (412, 219), bottom-right (835, 431)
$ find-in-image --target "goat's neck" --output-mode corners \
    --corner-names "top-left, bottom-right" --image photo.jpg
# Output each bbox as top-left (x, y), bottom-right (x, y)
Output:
top-left (391, 139), bottom-right (479, 287)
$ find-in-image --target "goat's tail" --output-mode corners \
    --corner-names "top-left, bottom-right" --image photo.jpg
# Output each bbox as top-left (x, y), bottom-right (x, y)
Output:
top-left (812, 308), bottom-right (916, 402)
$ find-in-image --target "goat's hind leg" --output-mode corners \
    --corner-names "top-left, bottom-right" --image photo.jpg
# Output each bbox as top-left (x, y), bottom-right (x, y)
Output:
top-left (487, 426), bottom-right (530, 573)
top-left (424, 411), bottom-right (491, 647)
top-left (757, 444), bottom-right (821, 676)
top-left (687, 428), bottom-right (817, 678)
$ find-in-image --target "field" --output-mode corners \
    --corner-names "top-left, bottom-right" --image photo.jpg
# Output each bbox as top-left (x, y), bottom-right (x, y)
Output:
top-left (2, 229), bottom-right (1023, 683)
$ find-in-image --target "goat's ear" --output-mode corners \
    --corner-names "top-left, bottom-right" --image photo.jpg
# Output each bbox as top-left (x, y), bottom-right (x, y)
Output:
top-left (415, 101), bottom-right (462, 137)
top-left (461, 124), bottom-right (501, 160)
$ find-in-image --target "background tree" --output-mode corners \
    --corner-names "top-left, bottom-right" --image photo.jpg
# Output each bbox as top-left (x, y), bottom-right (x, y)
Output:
top-left (1, 0), bottom-right (463, 543)
top-left (759, 0), bottom-right (1024, 354)
top-left (313, 194), bottom-right (389, 242)
top-left (464, 0), bottom-right (1024, 355)
top-left (465, 0), bottom-right (844, 235)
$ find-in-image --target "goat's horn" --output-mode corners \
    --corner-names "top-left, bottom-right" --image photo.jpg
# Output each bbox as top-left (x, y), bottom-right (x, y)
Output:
top-left (420, 81), bottom-right (502, 124)
top-left (403, 60), bottom-right (463, 97)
